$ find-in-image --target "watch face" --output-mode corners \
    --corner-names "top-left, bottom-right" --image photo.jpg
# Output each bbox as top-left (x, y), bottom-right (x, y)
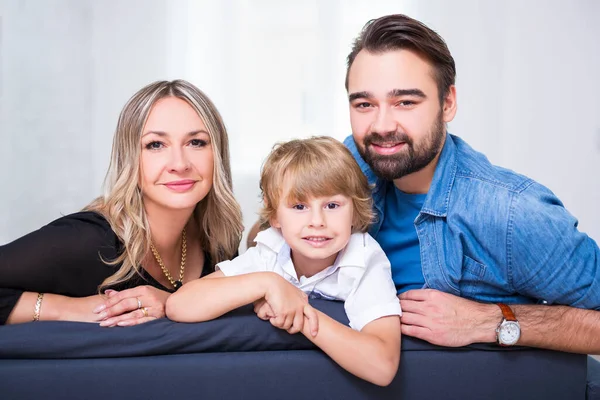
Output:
top-left (499, 321), bottom-right (520, 345)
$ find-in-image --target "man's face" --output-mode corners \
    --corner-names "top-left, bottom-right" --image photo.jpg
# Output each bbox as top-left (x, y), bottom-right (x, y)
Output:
top-left (347, 49), bottom-right (455, 181)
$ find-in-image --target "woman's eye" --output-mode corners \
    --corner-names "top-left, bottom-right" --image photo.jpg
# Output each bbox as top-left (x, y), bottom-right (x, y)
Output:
top-left (190, 139), bottom-right (208, 147)
top-left (145, 141), bottom-right (164, 150)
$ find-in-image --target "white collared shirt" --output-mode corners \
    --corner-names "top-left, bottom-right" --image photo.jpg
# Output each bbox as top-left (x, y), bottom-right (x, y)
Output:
top-left (216, 227), bottom-right (402, 331)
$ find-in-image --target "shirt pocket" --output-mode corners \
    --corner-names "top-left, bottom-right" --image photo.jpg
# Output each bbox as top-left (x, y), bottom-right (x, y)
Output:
top-left (459, 255), bottom-right (486, 299)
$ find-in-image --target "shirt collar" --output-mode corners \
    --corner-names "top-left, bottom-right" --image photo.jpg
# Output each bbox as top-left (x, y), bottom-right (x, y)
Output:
top-left (254, 227), bottom-right (287, 253)
top-left (420, 133), bottom-right (458, 218)
top-left (334, 233), bottom-right (367, 269)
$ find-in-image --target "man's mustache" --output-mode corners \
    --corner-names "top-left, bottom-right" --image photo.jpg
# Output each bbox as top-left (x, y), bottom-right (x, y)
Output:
top-left (364, 132), bottom-right (413, 148)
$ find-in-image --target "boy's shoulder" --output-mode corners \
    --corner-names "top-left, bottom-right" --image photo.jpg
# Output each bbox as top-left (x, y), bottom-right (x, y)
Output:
top-left (338, 232), bottom-right (389, 269)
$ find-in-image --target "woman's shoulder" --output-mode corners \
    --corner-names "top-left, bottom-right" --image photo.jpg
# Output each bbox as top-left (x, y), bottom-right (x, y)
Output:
top-left (43, 211), bottom-right (119, 246)
top-left (48, 211), bottom-right (111, 230)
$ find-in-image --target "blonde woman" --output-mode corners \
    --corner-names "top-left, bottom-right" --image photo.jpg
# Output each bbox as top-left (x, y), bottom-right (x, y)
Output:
top-left (0, 80), bottom-right (243, 327)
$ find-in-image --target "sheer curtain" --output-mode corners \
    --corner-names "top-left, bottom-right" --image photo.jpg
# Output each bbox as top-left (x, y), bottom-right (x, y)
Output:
top-left (1, 0), bottom-right (599, 248)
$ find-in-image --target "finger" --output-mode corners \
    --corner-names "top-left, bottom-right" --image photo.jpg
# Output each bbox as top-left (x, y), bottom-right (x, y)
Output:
top-left (287, 311), bottom-right (304, 334)
top-left (399, 299), bottom-right (428, 315)
top-left (100, 297), bottom-right (141, 320)
top-left (253, 301), bottom-right (261, 314)
top-left (258, 302), bottom-right (275, 318)
top-left (117, 316), bottom-right (157, 327)
top-left (270, 315), bottom-right (286, 329)
top-left (401, 324), bottom-right (433, 342)
top-left (99, 308), bottom-right (147, 327)
top-left (398, 289), bottom-right (432, 301)
top-left (105, 287), bottom-right (146, 308)
top-left (304, 305), bottom-right (319, 337)
top-left (282, 314), bottom-right (294, 331)
top-left (256, 304), bottom-right (273, 320)
top-left (253, 299), bottom-right (267, 314)
top-left (399, 311), bottom-right (430, 327)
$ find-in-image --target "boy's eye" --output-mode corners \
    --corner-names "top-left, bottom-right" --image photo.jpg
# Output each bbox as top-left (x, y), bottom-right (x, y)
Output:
top-left (292, 204), bottom-right (306, 211)
top-left (190, 139), bottom-right (208, 147)
top-left (145, 141), bottom-right (164, 150)
top-left (326, 203), bottom-right (339, 210)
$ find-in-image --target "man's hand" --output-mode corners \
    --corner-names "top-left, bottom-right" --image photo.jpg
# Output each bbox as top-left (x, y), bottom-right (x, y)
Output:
top-left (399, 289), bottom-right (500, 346)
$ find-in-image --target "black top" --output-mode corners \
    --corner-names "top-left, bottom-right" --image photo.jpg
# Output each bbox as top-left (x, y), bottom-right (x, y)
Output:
top-left (0, 211), bottom-right (212, 325)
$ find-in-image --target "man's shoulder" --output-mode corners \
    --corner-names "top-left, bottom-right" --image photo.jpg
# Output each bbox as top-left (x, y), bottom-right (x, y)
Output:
top-left (451, 135), bottom-right (533, 194)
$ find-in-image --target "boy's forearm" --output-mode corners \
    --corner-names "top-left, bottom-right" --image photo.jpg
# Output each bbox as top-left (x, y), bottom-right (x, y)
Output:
top-left (301, 310), bottom-right (401, 386)
top-left (166, 272), bottom-right (274, 322)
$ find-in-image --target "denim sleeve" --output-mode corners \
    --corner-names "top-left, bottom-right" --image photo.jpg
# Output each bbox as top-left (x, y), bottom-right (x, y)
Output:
top-left (509, 182), bottom-right (600, 310)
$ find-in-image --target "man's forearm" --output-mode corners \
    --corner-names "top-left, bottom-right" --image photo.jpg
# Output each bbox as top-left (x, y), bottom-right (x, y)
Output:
top-left (513, 304), bottom-right (600, 354)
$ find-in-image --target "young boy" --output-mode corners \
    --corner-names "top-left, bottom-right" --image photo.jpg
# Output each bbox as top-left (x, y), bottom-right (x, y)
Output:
top-left (167, 136), bottom-right (401, 386)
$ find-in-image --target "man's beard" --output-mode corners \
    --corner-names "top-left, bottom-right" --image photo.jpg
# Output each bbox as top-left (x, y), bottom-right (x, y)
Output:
top-left (356, 112), bottom-right (445, 181)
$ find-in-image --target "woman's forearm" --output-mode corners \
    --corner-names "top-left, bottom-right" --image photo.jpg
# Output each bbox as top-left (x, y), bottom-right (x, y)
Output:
top-left (6, 292), bottom-right (105, 324)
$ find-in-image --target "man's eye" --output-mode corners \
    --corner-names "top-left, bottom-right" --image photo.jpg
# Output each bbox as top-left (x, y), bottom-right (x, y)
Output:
top-left (326, 203), bottom-right (339, 209)
top-left (190, 139), bottom-right (208, 147)
top-left (145, 141), bottom-right (164, 150)
top-left (355, 102), bottom-right (372, 109)
top-left (398, 100), bottom-right (415, 107)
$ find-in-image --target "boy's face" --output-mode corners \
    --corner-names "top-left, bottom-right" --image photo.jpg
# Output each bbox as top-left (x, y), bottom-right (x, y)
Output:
top-left (271, 180), bottom-right (354, 275)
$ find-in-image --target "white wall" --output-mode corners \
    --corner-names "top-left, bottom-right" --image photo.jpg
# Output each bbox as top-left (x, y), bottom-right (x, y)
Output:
top-left (1, 0), bottom-right (599, 248)
top-left (408, 0), bottom-right (600, 241)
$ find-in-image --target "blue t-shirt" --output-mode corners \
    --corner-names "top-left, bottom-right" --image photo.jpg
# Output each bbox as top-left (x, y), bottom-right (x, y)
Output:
top-left (376, 183), bottom-right (426, 294)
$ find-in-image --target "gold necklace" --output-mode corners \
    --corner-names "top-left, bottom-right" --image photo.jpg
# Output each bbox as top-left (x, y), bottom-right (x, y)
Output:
top-left (150, 228), bottom-right (186, 290)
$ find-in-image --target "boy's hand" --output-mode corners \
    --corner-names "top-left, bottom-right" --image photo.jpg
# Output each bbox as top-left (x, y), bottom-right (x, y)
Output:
top-left (263, 275), bottom-right (310, 334)
top-left (302, 304), bottom-right (319, 337)
top-left (254, 298), bottom-right (319, 336)
top-left (253, 298), bottom-right (275, 320)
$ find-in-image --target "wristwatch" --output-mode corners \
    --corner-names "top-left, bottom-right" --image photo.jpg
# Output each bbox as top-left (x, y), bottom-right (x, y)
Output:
top-left (495, 303), bottom-right (520, 346)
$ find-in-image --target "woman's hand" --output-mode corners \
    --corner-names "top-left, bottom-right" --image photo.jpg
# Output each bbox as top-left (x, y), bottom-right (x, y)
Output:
top-left (93, 285), bottom-right (171, 327)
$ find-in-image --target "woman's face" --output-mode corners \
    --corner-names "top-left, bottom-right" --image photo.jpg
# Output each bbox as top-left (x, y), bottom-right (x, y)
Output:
top-left (139, 96), bottom-right (214, 213)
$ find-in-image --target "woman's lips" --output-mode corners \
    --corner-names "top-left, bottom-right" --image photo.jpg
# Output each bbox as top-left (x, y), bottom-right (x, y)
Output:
top-left (164, 180), bottom-right (197, 192)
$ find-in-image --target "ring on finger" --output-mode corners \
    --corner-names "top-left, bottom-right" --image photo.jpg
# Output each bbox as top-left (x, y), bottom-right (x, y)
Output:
top-left (136, 297), bottom-right (142, 309)
top-left (141, 307), bottom-right (149, 317)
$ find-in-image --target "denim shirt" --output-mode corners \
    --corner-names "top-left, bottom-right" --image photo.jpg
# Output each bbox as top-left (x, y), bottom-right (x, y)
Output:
top-left (344, 134), bottom-right (600, 309)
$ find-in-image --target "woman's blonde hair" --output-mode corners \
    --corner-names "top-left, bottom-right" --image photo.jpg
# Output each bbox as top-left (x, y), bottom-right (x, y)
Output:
top-left (85, 80), bottom-right (243, 290)
top-left (259, 136), bottom-right (374, 233)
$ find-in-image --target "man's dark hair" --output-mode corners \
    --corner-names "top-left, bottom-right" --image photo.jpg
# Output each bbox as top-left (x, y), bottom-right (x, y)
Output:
top-left (345, 14), bottom-right (456, 104)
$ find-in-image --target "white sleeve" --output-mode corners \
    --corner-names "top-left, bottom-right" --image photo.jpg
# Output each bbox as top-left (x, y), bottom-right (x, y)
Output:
top-left (344, 234), bottom-right (402, 331)
top-left (215, 244), bottom-right (274, 277)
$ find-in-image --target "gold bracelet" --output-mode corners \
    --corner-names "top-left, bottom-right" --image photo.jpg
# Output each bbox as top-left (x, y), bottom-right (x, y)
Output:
top-left (33, 292), bottom-right (44, 322)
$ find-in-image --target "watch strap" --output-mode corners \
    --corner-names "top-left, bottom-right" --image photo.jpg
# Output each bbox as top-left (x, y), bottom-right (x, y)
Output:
top-left (497, 303), bottom-right (517, 321)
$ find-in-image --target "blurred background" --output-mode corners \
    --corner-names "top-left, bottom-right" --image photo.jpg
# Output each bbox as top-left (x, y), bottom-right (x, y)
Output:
top-left (1, 0), bottom-right (599, 250)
